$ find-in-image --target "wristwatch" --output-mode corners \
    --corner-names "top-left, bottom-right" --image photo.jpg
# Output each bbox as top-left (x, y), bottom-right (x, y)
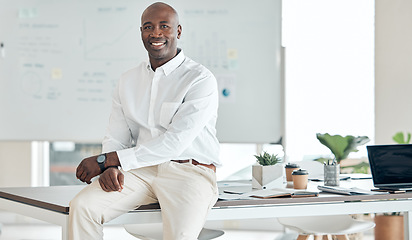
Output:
top-left (96, 153), bottom-right (107, 172)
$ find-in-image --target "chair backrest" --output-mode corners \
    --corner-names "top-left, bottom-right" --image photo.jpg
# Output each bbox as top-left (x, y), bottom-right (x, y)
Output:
top-left (278, 215), bottom-right (375, 235)
top-left (124, 224), bottom-right (224, 240)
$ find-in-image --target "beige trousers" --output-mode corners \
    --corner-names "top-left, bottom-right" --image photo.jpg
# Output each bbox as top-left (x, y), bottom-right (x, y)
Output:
top-left (69, 161), bottom-right (218, 240)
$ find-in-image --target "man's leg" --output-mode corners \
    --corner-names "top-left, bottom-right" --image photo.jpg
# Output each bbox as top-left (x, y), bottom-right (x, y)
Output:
top-left (69, 166), bottom-right (158, 240)
top-left (153, 161), bottom-right (218, 240)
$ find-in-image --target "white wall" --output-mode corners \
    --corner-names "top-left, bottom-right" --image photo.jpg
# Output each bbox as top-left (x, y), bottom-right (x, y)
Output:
top-left (0, 142), bottom-right (32, 187)
top-left (375, 0), bottom-right (412, 144)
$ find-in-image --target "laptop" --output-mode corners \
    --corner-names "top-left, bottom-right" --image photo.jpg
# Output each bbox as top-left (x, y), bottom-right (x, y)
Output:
top-left (367, 144), bottom-right (412, 191)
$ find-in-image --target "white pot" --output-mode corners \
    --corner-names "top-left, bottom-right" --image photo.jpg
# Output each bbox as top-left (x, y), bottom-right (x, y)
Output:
top-left (252, 164), bottom-right (284, 189)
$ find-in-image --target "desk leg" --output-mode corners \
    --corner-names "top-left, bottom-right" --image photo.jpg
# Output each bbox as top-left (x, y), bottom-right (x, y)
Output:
top-left (406, 211), bottom-right (412, 240)
top-left (62, 217), bottom-right (69, 240)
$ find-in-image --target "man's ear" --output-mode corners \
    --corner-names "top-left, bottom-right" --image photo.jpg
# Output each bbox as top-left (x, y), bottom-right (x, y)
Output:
top-left (177, 25), bottom-right (182, 39)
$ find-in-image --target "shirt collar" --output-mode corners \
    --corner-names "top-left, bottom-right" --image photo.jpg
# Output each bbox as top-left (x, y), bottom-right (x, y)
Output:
top-left (146, 49), bottom-right (185, 76)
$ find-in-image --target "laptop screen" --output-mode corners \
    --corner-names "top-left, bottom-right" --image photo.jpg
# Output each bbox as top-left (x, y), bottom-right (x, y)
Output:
top-left (367, 144), bottom-right (412, 188)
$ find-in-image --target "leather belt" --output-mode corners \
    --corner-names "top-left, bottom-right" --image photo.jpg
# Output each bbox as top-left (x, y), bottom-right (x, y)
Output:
top-left (172, 159), bottom-right (216, 172)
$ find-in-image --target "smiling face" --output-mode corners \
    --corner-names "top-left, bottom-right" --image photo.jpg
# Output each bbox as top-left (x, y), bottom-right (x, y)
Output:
top-left (140, 3), bottom-right (182, 70)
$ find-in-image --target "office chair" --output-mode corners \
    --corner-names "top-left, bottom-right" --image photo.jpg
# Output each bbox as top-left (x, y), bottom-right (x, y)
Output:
top-left (278, 215), bottom-right (375, 240)
top-left (124, 223), bottom-right (224, 240)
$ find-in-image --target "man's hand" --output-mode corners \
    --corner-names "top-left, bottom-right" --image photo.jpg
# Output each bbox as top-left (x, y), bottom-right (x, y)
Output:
top-left (98, 167), bottom-right (124, 192)
top-left (76, 156), bottom-right (101, 184)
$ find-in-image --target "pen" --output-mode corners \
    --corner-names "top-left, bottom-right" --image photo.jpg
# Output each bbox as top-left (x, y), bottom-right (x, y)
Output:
top-left (0, 42), bottom-right (4, 58)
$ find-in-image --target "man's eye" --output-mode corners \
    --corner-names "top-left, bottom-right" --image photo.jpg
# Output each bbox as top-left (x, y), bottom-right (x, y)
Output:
top-left (161, 25), bottom-right (169, 29)
top-left (144, 26), bottom-right (152, 30)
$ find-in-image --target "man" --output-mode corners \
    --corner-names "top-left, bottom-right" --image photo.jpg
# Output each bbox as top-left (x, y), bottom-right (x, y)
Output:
top-left (69, 2), bottom-right (221, 239)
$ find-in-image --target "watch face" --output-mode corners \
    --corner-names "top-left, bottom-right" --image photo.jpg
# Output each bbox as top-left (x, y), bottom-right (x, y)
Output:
top-left (97, 154), bottom-right (106, 163)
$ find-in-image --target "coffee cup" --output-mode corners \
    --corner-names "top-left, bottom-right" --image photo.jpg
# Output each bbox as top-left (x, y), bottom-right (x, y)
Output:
top-left (292, 169), bottom-right (309, 189)
top-left (285, 163), bottom-right (300, 182)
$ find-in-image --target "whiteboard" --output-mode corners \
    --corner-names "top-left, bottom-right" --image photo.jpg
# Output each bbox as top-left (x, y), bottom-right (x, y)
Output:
top-left (0, 0), bottom-right (282, 143)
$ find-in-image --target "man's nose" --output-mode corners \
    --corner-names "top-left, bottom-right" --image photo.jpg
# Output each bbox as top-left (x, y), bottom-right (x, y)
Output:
top-left (151, 27), bottom-right (163, 37)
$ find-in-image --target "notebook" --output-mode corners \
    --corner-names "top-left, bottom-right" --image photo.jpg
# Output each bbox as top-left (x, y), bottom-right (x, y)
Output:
top-left (367, 144), bottom-right (412, 191)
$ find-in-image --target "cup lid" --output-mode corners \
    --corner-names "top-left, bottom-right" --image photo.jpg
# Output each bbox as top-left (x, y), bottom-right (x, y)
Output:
top-left (292, 169), bottom-right (308, 175)
top-left (285, 163), bottom-right (300, 168)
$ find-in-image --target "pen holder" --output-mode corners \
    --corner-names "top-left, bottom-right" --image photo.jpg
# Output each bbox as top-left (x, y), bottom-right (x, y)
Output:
top-left (324, 164), bottom-right (340, 186)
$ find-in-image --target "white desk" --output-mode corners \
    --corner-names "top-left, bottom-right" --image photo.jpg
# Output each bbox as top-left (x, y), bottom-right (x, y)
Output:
top-left (1, 180), bottom-right (412, 240)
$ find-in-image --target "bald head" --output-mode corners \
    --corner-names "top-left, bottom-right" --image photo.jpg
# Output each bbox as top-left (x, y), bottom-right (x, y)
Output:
top-left (141, 2), bottom-right (179, 25)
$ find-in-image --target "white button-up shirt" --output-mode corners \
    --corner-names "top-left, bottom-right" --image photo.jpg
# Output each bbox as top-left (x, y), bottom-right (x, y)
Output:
top-left (102, 50), bottom-right (221, 171)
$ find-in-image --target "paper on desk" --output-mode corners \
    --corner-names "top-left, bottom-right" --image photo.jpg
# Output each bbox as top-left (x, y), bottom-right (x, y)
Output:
top-left (218, 193), bottom-right (256, 200)
top-left (217, 181), bottom-right (251, 188)
top-left (309, 173), bottom-right (372, 181)
top-left (309, 175), bottom-right (350, 182)
top-left (341, 173), bottom-right (372, 180)
top-left (222, 186), bottom-right (252, 194)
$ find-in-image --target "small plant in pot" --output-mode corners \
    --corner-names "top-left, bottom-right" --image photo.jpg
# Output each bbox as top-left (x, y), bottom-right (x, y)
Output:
top-left (252, 151), bottom-right (283, 189)
top-left (255, 151), bottom-right (282, 166)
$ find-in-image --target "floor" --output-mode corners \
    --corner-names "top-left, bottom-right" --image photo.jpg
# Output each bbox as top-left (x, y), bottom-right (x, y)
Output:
top-left (0, 223), bottom-right (375, 240)
top-left (0, 225), bottom-right (278, 240)
top-left (0, 210), bottom-right (375, 240)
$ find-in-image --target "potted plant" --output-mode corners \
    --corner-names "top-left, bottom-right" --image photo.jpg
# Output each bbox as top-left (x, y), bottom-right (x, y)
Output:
top-left (373, 131), bottom-right (410, 240)
top-left (316, 133), bottom-right (370, 173)
top-left (252, 151), bottom-right (283, 189)
top-left (316, 133), bottom-right (370, 163)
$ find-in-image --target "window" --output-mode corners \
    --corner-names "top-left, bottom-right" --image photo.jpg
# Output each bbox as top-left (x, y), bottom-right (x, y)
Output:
top-left (282, 0), bottom-right (375, 161)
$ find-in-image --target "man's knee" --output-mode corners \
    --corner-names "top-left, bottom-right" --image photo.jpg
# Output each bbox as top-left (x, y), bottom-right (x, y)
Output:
top-left (70, 193), bottom-right (88, 215)
top-left (69, 191), bottom-right (100, 221)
